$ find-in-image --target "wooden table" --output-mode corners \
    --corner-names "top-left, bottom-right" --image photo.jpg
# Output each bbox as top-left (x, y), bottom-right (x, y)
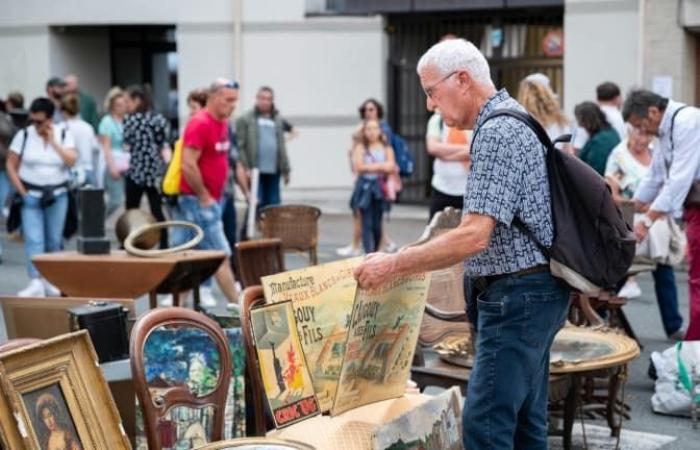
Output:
top-left (33, 250), bottom-right (225, 309)
top-left (411, 349), bottom-right (576, 449)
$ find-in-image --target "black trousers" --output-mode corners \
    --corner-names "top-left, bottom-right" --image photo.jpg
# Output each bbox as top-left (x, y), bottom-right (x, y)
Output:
top-left (429, 187), bottom-right (463, 221)
top-left (124, 177), bottom-right (168, 249)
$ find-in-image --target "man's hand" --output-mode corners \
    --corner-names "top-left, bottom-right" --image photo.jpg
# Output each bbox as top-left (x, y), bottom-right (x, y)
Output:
top-left (283, 173), bottom-right (290, 185)
top-left (634, 221), bottom-right (649, 242)
top-left (354, 252), bottom-right (399, 289)
top-left (199, 194), bottom-right (216, 208)
top-left (634, 200), bottom-right (650, 213)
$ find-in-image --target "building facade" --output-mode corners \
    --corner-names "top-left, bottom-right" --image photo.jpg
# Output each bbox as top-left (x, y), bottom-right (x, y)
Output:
top-left (1, 0), bottom-right (698, 202)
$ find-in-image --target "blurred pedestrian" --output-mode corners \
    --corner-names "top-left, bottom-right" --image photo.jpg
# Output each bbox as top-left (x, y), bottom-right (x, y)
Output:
top-left (64, 74), bottom-right (100, 132)
top-left (605, 125), bottom-right (684, 339)
top-left (572, 81), bottom-right (626, 151)
top-left (45, 77), bottom-right (65, 123)
top-left (627, 89), bottom-right (700, 340)
top-left (517, 77), bottom-right (570, 142)
top-left (5, 97), bottom-right (77, 297)
top-left (575, 101), bottom-right (620, 175)
top-left (99, 87), bottom-right (128, 217)
top-left (60, 94), bottom-right (99, 187)
top-left (175, 78), bottom-right (242, 306)
top-left (237, 86), bottom-right (291, 210)
top-left (425, 108), bottom-right (470, 219)
top-left (123, 85), bottom-right (170, 249)
top-left (350, 119), bottom-right (396, 253)
top-left (337, 98), bottom-right (399, 256)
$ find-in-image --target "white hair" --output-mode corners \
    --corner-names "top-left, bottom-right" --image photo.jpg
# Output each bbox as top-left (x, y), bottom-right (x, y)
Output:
top-left (417, 39), bottom-right (493, 88)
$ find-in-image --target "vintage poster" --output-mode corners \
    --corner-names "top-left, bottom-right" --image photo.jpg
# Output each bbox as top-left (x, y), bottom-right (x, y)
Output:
top-left (251, 301), bottom-right (320, 428)
top-left (372, 387), bottom-right (463, 450)
top-left (261, 257), bottom-right (362, 412)
top-left (331, 273), bottom-right (432, 416)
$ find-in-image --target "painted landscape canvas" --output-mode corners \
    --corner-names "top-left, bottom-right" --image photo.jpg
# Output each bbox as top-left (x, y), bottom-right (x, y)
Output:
top-left (261, 257), bottom-right (362, 411)
top-left (251, 301), bottom-right (320, 428)
top-left (372, 387), bottom-right (462, 450)
top-left (331, 273), bottom-right (431, 416)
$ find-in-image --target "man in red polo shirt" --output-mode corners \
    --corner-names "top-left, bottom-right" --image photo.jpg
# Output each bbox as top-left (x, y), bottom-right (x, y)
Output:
top-left (176, 78), bottom-right (240, 306)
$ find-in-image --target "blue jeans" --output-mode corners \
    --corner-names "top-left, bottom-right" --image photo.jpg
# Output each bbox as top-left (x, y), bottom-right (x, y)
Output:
top-left (103, 171), bottom-right (124, 217)
top-left (170, 195), bottom-right (231, 256)
top-left (361, 198), bottom-right (384, 253)
top-left (21, 192), bottom-right (68, 278)
top-left (463, 271), bottom-right (570, 450)
top-left (258, 173), bottom-right (281, 210)
top-left (0, 171), bottom-right (12, 255)
top-left (652, 264), bottom-right (684, 336)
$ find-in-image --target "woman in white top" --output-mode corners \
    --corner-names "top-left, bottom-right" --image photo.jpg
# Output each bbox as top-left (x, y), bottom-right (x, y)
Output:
top-left (517, 78), bottom-right (571, 145)
top-left (5, 97), bottom-right (77, 297)
top-left (60, 94), bottom-right (99, 187)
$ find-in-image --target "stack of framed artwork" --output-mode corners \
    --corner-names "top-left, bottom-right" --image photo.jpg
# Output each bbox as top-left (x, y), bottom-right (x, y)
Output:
top-left (0, 331), bottom-right (131, 449)
top-left (258, 258), bottom-right (431, 427)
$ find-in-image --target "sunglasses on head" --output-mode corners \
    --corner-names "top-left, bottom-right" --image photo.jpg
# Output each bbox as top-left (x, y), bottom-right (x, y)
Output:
top-left (222, 80), bottom-right (239, 89)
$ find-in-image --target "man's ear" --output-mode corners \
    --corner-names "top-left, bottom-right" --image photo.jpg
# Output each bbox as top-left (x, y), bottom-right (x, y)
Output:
top-left (648, 106), bottom-right (662, 122)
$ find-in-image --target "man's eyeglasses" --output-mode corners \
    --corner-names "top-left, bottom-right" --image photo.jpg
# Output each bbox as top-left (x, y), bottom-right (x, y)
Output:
top-left (423, 70), bottom-right (459, 99)
top-left (30, 118), bottom-right (47, 127)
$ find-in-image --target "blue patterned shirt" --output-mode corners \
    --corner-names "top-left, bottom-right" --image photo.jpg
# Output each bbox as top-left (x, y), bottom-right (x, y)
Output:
top-left (463, 89), bottom-right (553, 276)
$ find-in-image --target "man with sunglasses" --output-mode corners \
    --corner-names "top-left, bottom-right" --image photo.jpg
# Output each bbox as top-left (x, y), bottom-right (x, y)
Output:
top-left (175, 78), bottom-right (241, 307)
top-left (355, 38), bottom-right (569, 449)
top-left (628, 89), bottom-right (700, 340)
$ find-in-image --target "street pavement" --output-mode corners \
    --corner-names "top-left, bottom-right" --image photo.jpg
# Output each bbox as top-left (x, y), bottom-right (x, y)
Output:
top-left (0, 205), bottom-right (697, 448)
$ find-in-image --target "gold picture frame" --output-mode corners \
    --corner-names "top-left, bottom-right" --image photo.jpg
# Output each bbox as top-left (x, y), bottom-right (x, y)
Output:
top-left (0, 331), bottom-right (131, 449)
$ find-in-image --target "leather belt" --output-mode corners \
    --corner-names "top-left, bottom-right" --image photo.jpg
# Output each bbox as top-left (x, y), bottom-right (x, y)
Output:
top-left (482, 264), bottom-right (550, 287)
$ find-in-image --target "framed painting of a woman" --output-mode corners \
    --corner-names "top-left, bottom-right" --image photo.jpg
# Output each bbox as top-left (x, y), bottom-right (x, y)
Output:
top-left (0, 331), bottom-right (130, 449)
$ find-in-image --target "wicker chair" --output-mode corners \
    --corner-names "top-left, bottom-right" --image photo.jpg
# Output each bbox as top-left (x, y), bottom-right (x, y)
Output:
top-left (240, 286), bottom-right (269, 436)
top-left (258, 205), bottom-right (321, 265)
top-left (235, 238), bottom-right (285, 288)
top-left (130, 307), bottom-right (232, 449)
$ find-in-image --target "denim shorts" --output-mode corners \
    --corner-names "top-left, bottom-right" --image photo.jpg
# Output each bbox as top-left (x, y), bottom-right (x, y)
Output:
top-left (172, 195), bottom-right (231, 256)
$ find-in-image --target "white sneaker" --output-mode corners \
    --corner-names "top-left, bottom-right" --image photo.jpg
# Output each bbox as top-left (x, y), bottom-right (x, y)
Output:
top-left (336, 244), bottom-right (361, 257)
top-left (199, 287), bottom-right (218, 308)
top-left (618, 279), bottom-right (642, 299)
top-left (42, 278), bottom-right (61, 297)
top-left (18, 279), bottom-right (45, 297)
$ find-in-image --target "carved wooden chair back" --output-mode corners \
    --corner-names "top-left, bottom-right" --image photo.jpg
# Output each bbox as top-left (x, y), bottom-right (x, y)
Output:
top-left (240, 286), bottom-right (269, 436)
top-left (130, 307), bottom-right (232, 449)
top-left (258, 205), bottom-right (321, 265)
top-left (408, 207), bottom-right (470, 347)
top-left (235, 238), bottom-right (285, 288)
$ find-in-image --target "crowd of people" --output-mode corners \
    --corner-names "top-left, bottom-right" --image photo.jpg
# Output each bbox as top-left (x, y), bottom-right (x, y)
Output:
top-left (0, 75), bottom-right (297, 304)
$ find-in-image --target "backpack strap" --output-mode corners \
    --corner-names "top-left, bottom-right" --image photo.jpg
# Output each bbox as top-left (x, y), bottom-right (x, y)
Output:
top-left (472, 108), bottom-right (559, 257)
top-left (18, 128), bottom-right (28, 161)
top-left (664, 105), bottom-right (691, 177)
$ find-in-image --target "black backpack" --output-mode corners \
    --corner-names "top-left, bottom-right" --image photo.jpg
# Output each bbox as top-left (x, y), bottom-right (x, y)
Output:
top-left (477, 109), bottom-right (636, 294)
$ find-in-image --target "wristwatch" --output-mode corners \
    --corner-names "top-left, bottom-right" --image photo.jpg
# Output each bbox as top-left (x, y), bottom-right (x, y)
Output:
top-left (641, 216), bottom-right (654, 229)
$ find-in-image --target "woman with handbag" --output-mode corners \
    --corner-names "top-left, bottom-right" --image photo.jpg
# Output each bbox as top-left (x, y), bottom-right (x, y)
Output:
top-left (349, 119), bottom-right (397, 254)
top-left (605, 125), bottom-right (685, 340)
top-left (5, 97), bottom-right (77, 297)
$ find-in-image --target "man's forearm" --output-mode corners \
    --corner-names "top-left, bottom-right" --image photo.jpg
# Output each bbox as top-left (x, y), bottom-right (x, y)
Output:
top-left (395, 218), bottom-right (490, 277)
top-left (182, 163), bottom-right (209, 200)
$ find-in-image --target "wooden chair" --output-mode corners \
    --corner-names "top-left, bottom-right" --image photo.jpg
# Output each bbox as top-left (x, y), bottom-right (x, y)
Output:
top-left (130, 307), bottom-right (232, 449)
top-left (240, 286), bottom-right (269, 436)
top-left (408, 207), bottom-right (470, 352)
top-left (235, 238), bottom-right (285, 288)
top-left (258, 205), bottom-right (321, 265)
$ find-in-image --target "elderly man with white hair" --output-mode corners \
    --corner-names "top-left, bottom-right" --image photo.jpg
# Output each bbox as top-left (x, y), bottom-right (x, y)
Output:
top-left (354, 39), bottom-right (570, 449)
